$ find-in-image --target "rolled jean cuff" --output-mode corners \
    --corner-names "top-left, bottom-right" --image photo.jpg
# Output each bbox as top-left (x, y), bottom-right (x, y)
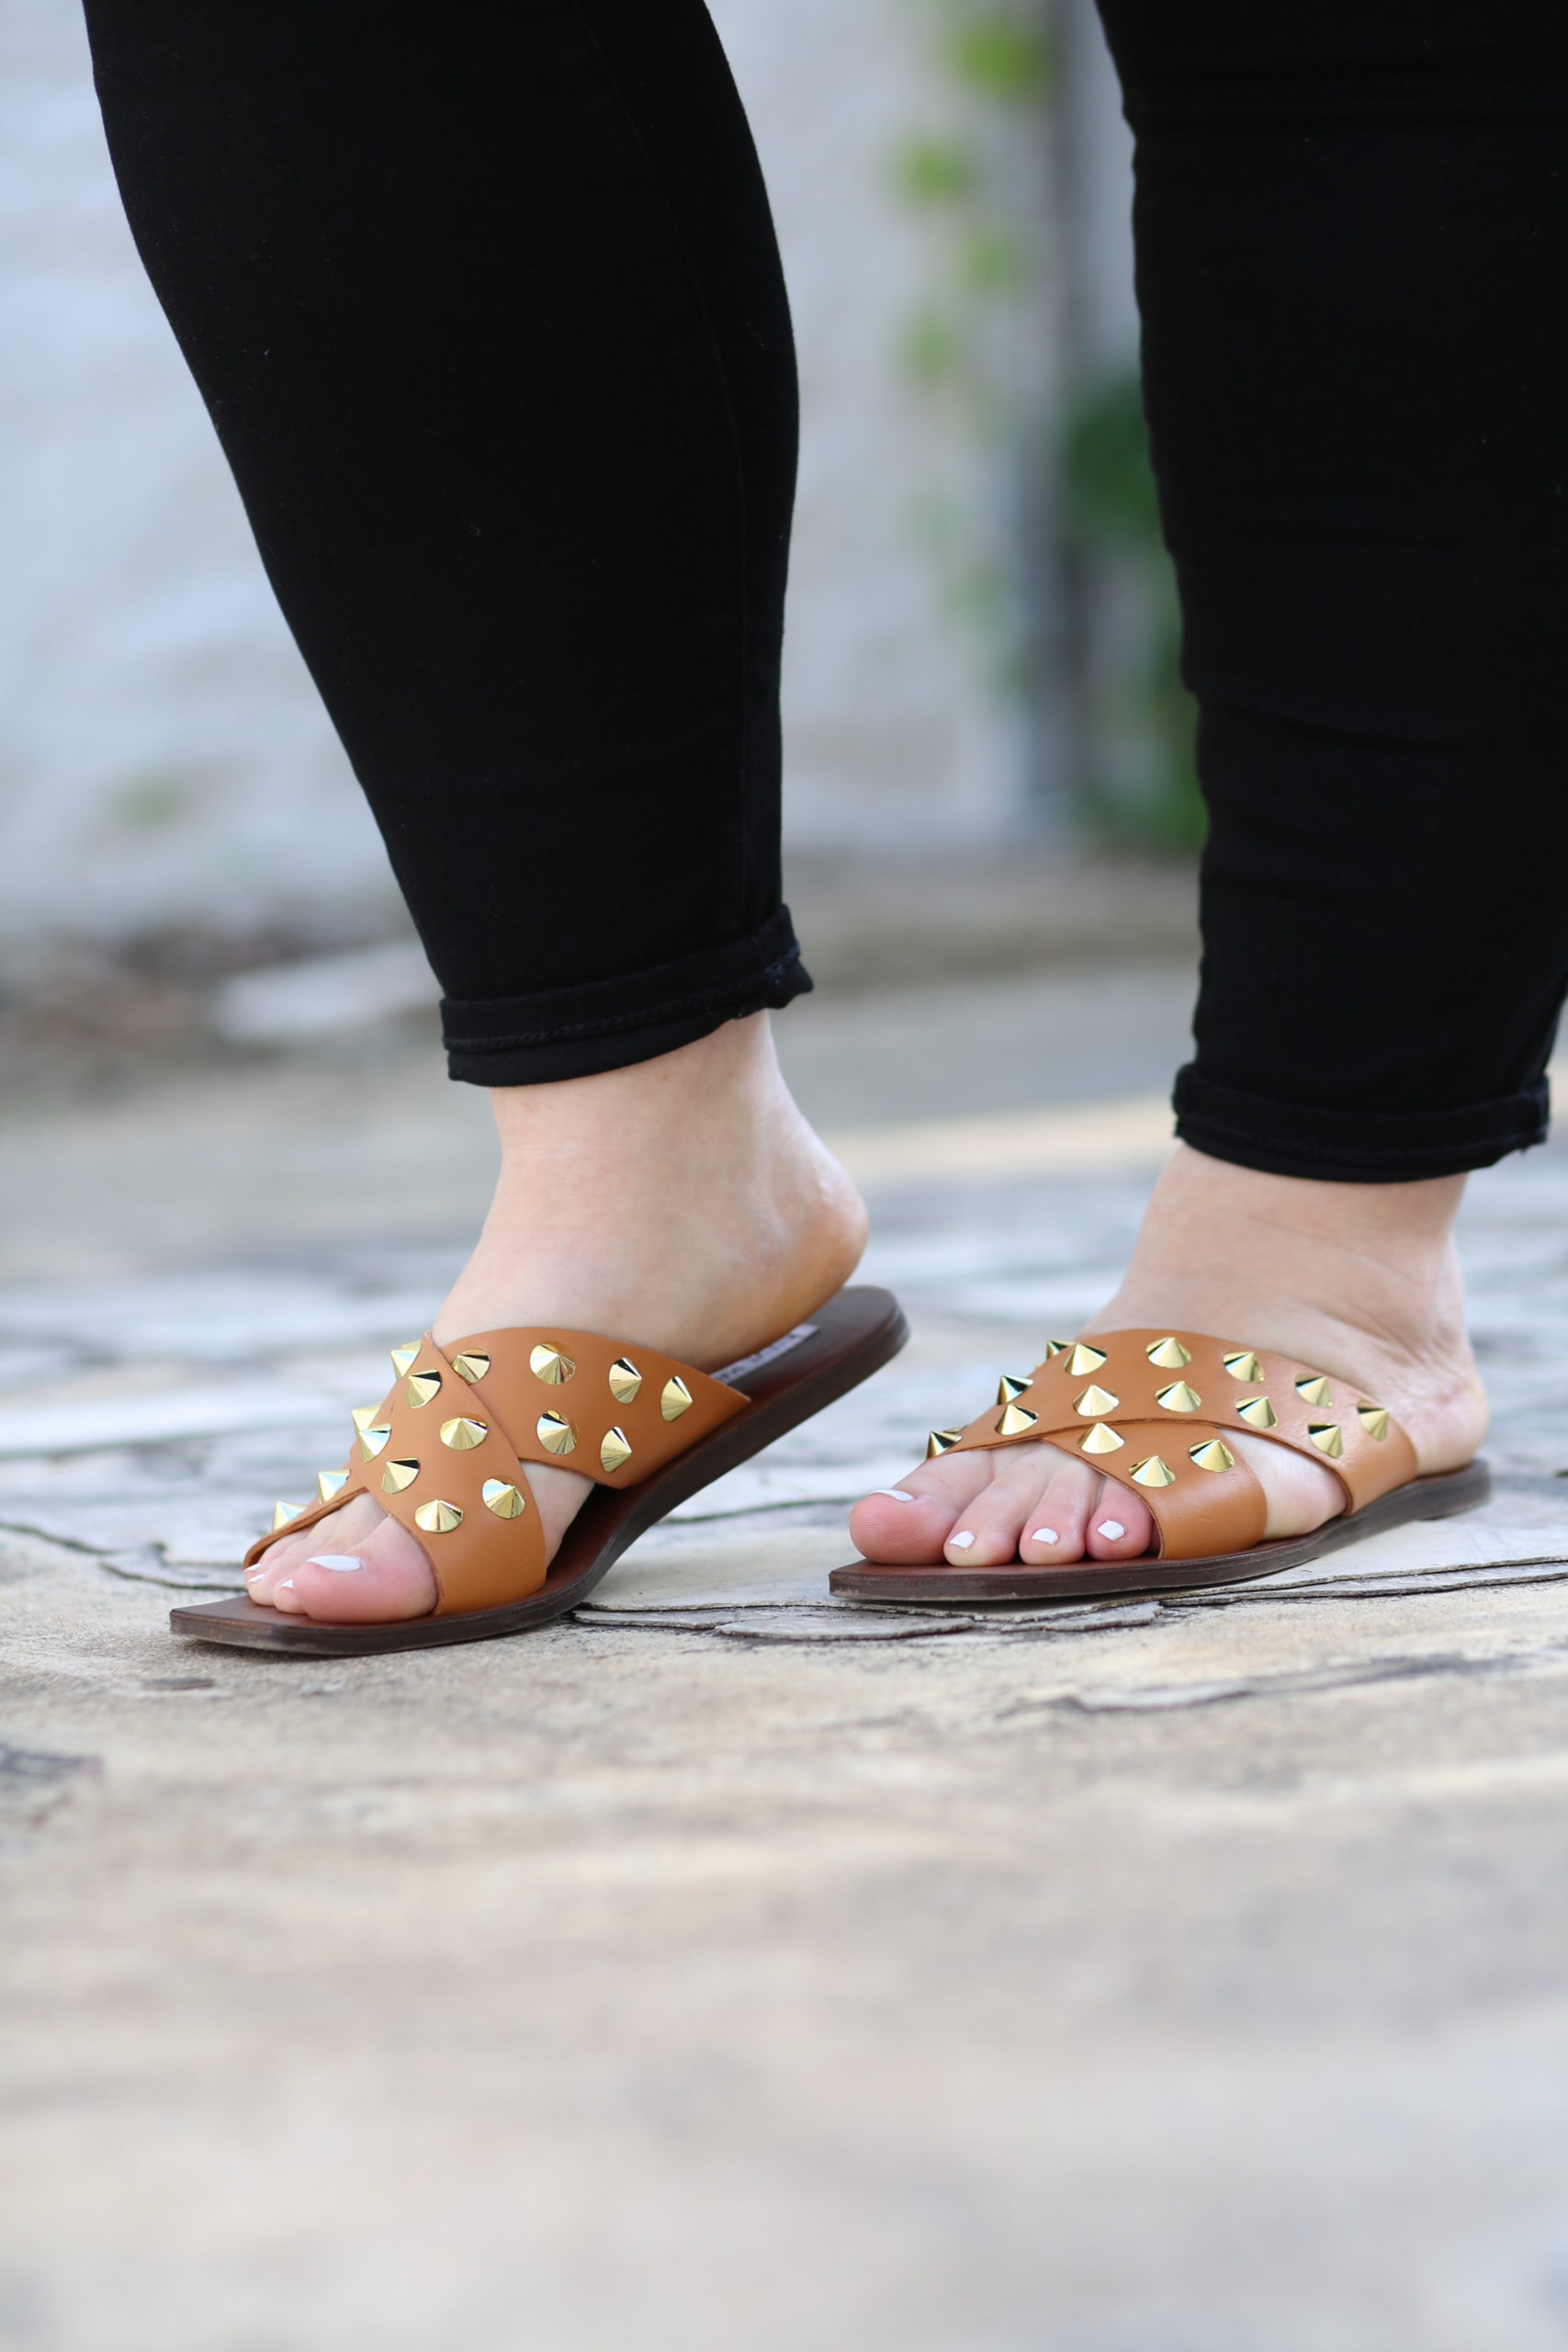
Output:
top-left (1172, 1063), bottom-right (1551, 1183)
top-left (441, 906), bottom-right (811, 1085)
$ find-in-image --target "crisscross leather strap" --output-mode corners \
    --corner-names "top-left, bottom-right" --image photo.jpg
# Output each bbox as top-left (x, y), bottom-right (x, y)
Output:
top-left (243, 1328), bottom-right (748, 1614)
top-left (929, 1329), bottom-right (1418, 1561)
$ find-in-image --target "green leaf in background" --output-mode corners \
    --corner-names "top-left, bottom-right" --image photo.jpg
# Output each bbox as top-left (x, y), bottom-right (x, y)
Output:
top-left (1061, 369), bottom-right (1162, 543)
top-left (893, 134), bottom-right (979, 206)
top-left (945, 18), bottom-right (1051, 103)
top-left (1061, 368), bottom-right (1205, 854)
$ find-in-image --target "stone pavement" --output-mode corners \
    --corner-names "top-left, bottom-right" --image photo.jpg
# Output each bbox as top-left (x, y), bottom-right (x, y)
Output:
top-left (4, 969), bottom-right (1568, 2351)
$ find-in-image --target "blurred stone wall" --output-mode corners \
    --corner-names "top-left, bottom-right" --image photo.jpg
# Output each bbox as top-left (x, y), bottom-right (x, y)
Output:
top-left (0, 0), bottom-right (1126, 947)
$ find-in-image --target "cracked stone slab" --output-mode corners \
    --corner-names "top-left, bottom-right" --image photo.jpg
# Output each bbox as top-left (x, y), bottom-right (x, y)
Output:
top-left (1048, 1641), bottom-right (1568, 1714)
top-left (13, 957), bottom-right (1568, 2344)
top-left (7, 1096), bottom-right (1568, 2352)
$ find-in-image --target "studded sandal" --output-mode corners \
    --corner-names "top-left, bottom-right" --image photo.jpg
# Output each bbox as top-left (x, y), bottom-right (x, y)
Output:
top-left (174, 1285), bottom-right (907, 1655)
top-left (831, 1328), bottom-right (1488, 1604)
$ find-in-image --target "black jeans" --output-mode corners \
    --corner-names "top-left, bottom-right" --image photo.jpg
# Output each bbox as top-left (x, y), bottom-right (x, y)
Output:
top-left (85, 0), bottom-right (1568, 1180)
top-left (1100, 0), bottom-right (1568, 1181)
top-left (84, 0), bottom-right (809, 1084)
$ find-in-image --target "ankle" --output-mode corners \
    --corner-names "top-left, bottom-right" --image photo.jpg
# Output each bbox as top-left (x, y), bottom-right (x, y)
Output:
top-left (436, 1016), bottom-right (868, 1367)
top-left (1103, 1145), bottom-right (1466, 1344)
top-left (486, 1010), bottom-right (794, 1166)
top-left (1090, 1146), bottom-right (1485, 1471)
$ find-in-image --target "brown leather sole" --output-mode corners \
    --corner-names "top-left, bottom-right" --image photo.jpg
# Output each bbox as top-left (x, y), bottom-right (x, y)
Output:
top-left (829, 1459), bottom-right (1491, 1606)
top-left (173, 1285), bottom-right (908, 1657)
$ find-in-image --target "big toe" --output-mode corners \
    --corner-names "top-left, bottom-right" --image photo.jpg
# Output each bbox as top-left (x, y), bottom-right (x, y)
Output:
top-left (848, 1455), bottom-right (991, 1564)
top-left (275, 1512), bottom-right (438, 1623)
top-left (244, 1491), bottom-right (380, 1606)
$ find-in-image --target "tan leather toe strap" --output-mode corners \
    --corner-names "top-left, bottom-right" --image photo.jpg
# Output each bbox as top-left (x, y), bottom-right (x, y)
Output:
top-left (1038, 1420), bottom-right (1269, 1558)
top-left (933, 1328), bottom-right (1418, 1563)
top-left (246, 1326), bottom-right (748, 1615)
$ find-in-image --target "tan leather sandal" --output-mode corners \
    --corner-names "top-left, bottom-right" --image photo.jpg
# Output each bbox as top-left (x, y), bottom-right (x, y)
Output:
top-left (831, 1327), bottom-right (1488, 1604)
top-left (175, 1286), bottom-right (906, 1655)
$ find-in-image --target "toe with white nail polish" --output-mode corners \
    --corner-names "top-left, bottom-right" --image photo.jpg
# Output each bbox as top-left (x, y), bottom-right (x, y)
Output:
top-left (949, 1531), bottom-right (976, 1551)
top-left (1032, 1528), bottom-right (1059, 1546)
top-left (874, 1488), bottom-right (916, 1503)
top-left (309, 1555), bottom-right (367, 1573)
top-left (276, 1578), bottom-right (295, 1591)
top-left (1097, 1521), bottom-right (1126, 1542)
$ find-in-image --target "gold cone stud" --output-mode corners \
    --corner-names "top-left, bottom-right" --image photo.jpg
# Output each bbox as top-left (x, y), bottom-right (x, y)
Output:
top-left (405, 1370), bottom-right (442, 1409)
top-left (481, 1478), bottom-right (525, 1519)
top-left (997, 1403), bottom-right (1039, 1437)
top-left (1042, 1339), bottom-right (1072, 1360)
top-left (1224, 1351), bottom-right (1264, 1383)
top-left (1190, 1439), bottom-right (1236, 1474)
top-left (390, 1344), bottom-right (421, 1378)
top-left (1074, 1383), bottom-right (1121, 1418)
top-left (609, 1358), bottom-right (643, 1406)
top-left (1296, 1375), bottom-right (1334, 1408)
top-left (1235, 1396), bottom-right (1279, 1430)
top-left (359, 1425), bottom-right (391, 1460)
top-left (381, 1458), bottom-right (420, 1494)
top-left (351, 1405), bottom-right (381, 1435)
top-left (452, 1351), bottom-right (491, 1386)
top-left (997, 1374), bottom-right (1032, 1406)
top-left (660, 1376), bottom-right (694, 1422)
top-left (414, 1498), bottom-right (462, 1534)
top-left (271, 1500), bottom-right (304, 1531)
top-left (536, 1411), bottom-right (578, 1456)
top-left (926, 1429), bottom-right (964, 1459)
top-left (530, 1343), bottom-right (576, 1385)
top-left (1156, 1382), bottom-right (1202, 1414)
top-left (317, 1468), bottom-right (349, 1503)
top-left (1080, 1421), bottom-right (1124, 1455)
top-left (1309, 1422), bottom-right (1344, 1458)
top-left (440, 1416), bottom-right (487, 1452)
top-left (1067, 1343), bottom-right (1108, 1376)
top-left (1357, 1404), bottom-right (1392, 1442)
top-left (1145, 1337), bottom-right (1192, 1370)
top-left (1130, 1454), bottom-right (1178, 1489)
top-left (599, 1427), bottom-right (633, 1475)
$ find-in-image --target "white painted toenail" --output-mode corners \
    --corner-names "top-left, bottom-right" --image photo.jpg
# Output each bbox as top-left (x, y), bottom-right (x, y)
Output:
top-left (949, 1531), bottom-right (976, 1550)
top-left (276, 1578), bottom-right (295, 1591)
top-left (1097, 1521), bottom-right (1126, 1541)
top-left (874, 1488), bottom-right (916, 1503)
top-left (309, 1555), bottom-right (367, 1572)
top-left (1031, 1529), bottom-right (1060, 1545)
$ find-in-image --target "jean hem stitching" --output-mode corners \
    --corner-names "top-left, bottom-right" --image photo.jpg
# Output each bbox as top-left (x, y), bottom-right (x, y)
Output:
top-left (1174, 1114), bottom-right (1547, 1171)
top-left (443, 947), bottom-right (806, 1055)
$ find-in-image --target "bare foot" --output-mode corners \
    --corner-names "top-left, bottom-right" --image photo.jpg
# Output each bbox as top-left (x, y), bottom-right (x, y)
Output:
top-left (849, 1144), bottom-right (1489, 1571)
top-left (247, 1015), bottom-right (867, 1621)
